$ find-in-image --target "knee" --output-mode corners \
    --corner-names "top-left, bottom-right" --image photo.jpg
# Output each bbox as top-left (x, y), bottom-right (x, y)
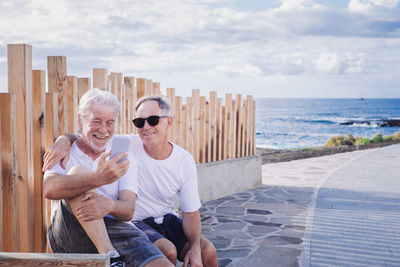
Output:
top-left (201, 238), bottom-right (217, 266)
top-left (67, 165), bottom-right (89, 175)
top-left (162, 246), bottom-right (177, 264)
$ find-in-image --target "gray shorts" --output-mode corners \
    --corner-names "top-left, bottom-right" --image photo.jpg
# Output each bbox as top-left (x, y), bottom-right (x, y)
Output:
top-left (48, 200), bottom-right (164, 267)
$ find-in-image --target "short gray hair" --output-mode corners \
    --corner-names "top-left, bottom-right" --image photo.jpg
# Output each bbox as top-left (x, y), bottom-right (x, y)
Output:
top-left (78, 88), bottom-right (120, 120)
top-left (135, 96), bottom-right (171, 115)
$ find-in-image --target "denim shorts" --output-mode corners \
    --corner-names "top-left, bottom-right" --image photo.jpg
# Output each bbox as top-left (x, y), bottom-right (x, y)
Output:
top-left (48, 199), bottom-right (164, 267)
top-left (133, 213), bottom-right (188, 261)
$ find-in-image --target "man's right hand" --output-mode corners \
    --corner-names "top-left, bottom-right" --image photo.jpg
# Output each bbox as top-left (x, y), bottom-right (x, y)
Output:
top-left (42, 136), bottom-right (72, 172)
top-left (95, 152), bottom-right (130, 185)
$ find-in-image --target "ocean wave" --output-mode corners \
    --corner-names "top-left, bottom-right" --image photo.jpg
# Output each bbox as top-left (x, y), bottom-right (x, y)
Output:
top-left (340, 119), bottom-right (400, 128)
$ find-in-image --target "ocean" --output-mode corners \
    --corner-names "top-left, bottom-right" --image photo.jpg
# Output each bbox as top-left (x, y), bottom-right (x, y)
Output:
top-left (255, 98), bottom-right (400, 149)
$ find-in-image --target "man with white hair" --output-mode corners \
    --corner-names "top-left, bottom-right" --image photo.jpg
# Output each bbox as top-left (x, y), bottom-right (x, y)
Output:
top-left (43, 89), bottom-right (173, 267)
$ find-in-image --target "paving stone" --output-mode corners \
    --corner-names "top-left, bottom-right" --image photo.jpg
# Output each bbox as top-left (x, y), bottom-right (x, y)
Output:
top-left (210, 230), bottom-right (251, 239)
top-left (239, 214), bottom-right (270, 222)
top-left (217, 248), bottom-right (253, 258)
top-left (246, 208), bottom-right (273, 215)
top-left (261, 235), bottom-right (303, 245)
top-left (244, 220), bottom-right (282, 227)
top-left (215, 216), bottom-right (242, 223)
top-left (206, 237), bottom-right (232, 249)
top-left (247, 225), bottom-right (280, 236)
top-left (214, 222), bottom-right (246, 231)
top-left (236, 246), bottom-right (301, 267)
top-left (216, 207), bottom-right (245, 216)
top-left (217, 258), bottom-right (232, 267)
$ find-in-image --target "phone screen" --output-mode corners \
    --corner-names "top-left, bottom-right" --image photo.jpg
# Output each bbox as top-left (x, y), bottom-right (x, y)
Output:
top-left (110, 136), bottom-right (130, 163)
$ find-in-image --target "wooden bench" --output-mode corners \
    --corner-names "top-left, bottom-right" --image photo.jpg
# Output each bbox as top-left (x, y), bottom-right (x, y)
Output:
top-left (0, 252), bottom-right (109, 267)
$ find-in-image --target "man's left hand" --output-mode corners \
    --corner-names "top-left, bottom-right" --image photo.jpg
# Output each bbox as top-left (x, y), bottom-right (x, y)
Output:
top-left (183, 246), bottom-right (203, 267)
top-left (75, 192), bottom-right (111, 222)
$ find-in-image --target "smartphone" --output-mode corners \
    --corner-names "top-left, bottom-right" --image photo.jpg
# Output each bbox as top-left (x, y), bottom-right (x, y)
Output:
top-left (110, 136), bottom-right (130, 163)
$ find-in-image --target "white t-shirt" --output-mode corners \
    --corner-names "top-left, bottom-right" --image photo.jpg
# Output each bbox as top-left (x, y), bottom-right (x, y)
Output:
top-left (126, 134), bottom-right (201, 221)
top-left (45, 138), bottom-right (138, 219)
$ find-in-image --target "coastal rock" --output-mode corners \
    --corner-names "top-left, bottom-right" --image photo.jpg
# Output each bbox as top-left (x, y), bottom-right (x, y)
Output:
top-left (340, 119), bottom-right (400, 127)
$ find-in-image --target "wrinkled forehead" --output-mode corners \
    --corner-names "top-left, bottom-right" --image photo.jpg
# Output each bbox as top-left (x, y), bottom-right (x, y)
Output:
top-left (84, 103), bottom-right (117, 120)
top-left (136, 100), bottom-right (164, 117)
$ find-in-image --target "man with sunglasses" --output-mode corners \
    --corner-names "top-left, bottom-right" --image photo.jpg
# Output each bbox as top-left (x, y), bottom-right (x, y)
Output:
top-left (43, 96), bottom-right (217, 267)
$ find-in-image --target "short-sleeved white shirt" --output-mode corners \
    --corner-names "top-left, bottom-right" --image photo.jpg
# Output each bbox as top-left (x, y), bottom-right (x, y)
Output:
top-left (45, 138), bottom-right (138, 219)
top-left (126, 134), bottom-right (201, 221)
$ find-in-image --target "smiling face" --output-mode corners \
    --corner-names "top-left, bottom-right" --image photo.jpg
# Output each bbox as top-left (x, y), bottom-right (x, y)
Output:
top-left (136, 100), bottom-right (171, 150)
top-left (78, 102), bottom-right (116, 153)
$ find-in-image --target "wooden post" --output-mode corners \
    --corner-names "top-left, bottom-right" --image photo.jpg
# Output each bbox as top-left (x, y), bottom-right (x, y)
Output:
top-left (174, 96), bottom-right (183, 147)
top-left (110, 73), bottom-right (123, 133)
top-left (124, 77), bottom-right (135, 134)
top-left (93, 68), bottom-right (108, 91)
top-left (199, 96), bottom-right (206, 163)
top-left (251, 98), bottom-right (255, 155)
top-left (181, 103), bottom-right (187, 150)
top-left (47, 56), bottom-right (67, 136)
top-left (224, 94), bottom-right (232, 160)
top-left (145, 79), bottom-right (153, 96)
top-left (153, 82), bottom-right (161, 96)
top-left (244, 97), bottom-right (250, 156)
top-left (192, 90), bottom-right (200, 163)
top-left (136, 78), bottom-right (146, 100)
top-left (209, 92), bottom-right (217, 162)
top-left (8, 44), bottom-right (33, 252)
top-left (32, 70), bottom-right (46, 252)
top-left (235, 94), bottom-right (242, 158)
top-left (185, 97), bottom-right (193, 156)
top-left (66, 76), bottom-right (78, 133)
top-left (216, 98), bottom-right (222, 161)
top-left (205, 100), bottom-right (211, 163)
top-left (77, 77), bottom-right (91, 100)
top-left (166, 88), bottom-right (175, 142)
top-left (231, 99), bottom-right (236, 159)
top-left (1, 93), bottom-right (18, 252)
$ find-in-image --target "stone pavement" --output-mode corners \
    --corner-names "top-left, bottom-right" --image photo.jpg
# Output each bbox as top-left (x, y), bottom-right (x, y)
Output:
top-left (199, 145), bottom-right (400, 267)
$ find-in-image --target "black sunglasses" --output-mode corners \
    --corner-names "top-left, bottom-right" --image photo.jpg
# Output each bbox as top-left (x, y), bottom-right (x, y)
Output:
top-left (132, 116), bottom-right (169, 128)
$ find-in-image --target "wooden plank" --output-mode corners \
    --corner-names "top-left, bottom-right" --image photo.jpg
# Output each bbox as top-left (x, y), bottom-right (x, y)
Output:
top-left (235, 94), bottom-right (242, 158)
top-left (93, 68), bottom-right (108, 91)
top-left (231, 99), bottom-right (237, 159)
top-left (216, 98), bottom-right (222, 161)
top-left (110, 73), bottom-right (123, 133)
top-left (205, 100), bottom-right (211, 163)
top-left (145, 79), bottom-right (153, 96)
top-left (181, 103), bottom-right (187, 150)
top-left (0, 97), bottom-right (1, 251)
top-left (209, 92), bottom-right (217, 162)
top-left (251, 98), bottom-right (255, 155)
top-left (0, 252), bottom-right (109, 267)
top-left (185, 97), bottom-right (193, 156)
top-left (174, 96), bottom-right (183, 147)
top-left (199, 96), bottom-right (206, 163)
top-left (244, 97), bottom-right (250, 156)
top-left (66, 76), bottom-right (78, 133)
top-left (0, 93), bottom-right (18, 252)
top-left (124, 77), bottom-right (135, 134)
top-left (224, 94), bottom-right (232, 160)
top-left (8, 44), bottom-right (33, 252)
top-left (153, 82), bottom-right (161, 96)
top-left (47, 56), bottom-right (67, 136)
top-left (44, 92), bottom-right (58, 252)
top-left (77, 77), bottom-right (91, 100)
top-left (166, 88), bottom-right (175, 142)
top-left (32, 70), bottom-right (46, 252)
top-left (136, 78), bottom-right (146, 101)
top-left (192, 90), bottom-right (200, 163)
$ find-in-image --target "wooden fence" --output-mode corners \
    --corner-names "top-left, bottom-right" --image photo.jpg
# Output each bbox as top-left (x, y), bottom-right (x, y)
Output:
top-left (0, 43), bottom-right (255, 253)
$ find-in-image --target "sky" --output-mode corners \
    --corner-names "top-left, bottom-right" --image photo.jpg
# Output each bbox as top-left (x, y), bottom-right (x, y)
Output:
top-left (0, 0), bottom-right (399, 98)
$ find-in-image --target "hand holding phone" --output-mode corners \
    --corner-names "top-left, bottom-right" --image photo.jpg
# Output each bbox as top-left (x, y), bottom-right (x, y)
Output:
top-left (110, 136), bottom-right (130, 163)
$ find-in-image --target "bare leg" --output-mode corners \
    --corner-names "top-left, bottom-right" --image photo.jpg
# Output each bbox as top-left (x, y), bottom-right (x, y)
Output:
top-left (145, 257), bottom-right (175, 267)
top-left (180, 236), bottom-right (218, 267)
top-left (66, 165), bottom-right (115, 254)
top-left (154, 238), bottom-right (178, 265)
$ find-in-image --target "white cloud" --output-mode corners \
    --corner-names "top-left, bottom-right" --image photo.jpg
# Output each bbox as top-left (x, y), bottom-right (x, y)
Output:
top-left (0, 0), bottom-right (399, 97)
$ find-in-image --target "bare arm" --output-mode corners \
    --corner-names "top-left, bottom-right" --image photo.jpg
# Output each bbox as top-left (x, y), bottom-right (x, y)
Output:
top-left (182, 210), bottom-right (203, 267)
top-left (42, 134), bottom-right (77, 171)
top-left (43, 152), bottom-right (129, 200)
top-left (75, 189), bottom-right (137, 222)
